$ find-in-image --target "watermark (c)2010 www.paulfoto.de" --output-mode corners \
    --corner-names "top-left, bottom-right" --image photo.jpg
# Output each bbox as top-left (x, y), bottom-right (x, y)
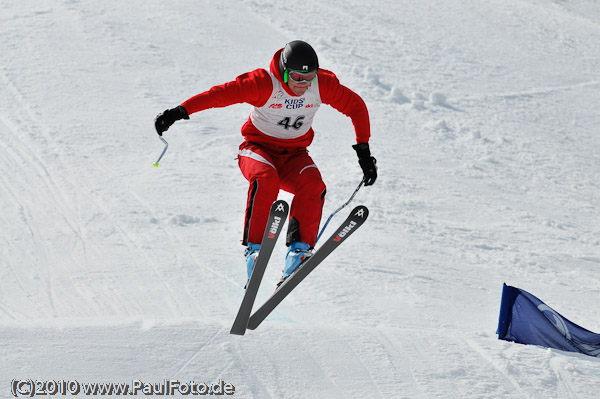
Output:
top-left (10, 378), bottom-right (236, 396)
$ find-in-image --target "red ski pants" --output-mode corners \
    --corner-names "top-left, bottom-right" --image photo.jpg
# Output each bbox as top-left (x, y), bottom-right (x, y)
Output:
top-left (238, 141), bottom-right (326, 248)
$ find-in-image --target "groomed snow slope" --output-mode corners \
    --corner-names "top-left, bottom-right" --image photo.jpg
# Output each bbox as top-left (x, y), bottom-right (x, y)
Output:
top-left (1, 0), bottom-right (599, 398)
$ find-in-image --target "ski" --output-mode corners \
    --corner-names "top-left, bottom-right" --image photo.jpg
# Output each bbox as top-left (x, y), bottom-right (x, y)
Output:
top-left (247, 205), bottom-right (369, 331)
top-left (230, 200), bottom-right (289, 335)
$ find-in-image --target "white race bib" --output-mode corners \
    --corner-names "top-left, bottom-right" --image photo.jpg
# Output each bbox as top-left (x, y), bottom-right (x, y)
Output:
top-left (250, 72), bottom-right (322, 140)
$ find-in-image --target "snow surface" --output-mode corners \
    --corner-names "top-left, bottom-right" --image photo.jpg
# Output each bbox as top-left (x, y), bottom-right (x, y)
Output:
top-left (1, 0), bottom-right (600, 397)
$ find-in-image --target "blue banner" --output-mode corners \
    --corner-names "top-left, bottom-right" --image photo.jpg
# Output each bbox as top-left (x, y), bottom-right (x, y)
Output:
top-left (497, 284), bottom-right (600, 357)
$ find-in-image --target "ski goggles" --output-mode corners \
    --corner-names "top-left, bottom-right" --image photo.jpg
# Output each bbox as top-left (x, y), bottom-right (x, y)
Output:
top-left (285, 69), bottom-right (317, 83)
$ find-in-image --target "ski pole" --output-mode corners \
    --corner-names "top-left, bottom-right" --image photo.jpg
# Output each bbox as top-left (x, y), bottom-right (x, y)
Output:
top-left (153, 136), bottom-right (169, 167)
top-left (316, 179), bottom-right (364, 244)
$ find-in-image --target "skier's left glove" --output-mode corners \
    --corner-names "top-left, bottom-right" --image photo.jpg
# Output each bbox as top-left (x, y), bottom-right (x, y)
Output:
top-left (154, 105), bottom-right (189, 136)
top-left (352, 142), bottom-right (377, 186)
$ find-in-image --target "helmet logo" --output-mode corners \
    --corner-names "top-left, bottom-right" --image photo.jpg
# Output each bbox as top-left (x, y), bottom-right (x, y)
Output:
top-left (302, 65), bottom-right (308, 70)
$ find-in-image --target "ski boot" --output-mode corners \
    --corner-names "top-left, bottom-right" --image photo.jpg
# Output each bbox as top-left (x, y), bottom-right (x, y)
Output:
top-left (244, 243), bottom-right (260, 289)
top-left (278, 241), bottom-right (313, 288)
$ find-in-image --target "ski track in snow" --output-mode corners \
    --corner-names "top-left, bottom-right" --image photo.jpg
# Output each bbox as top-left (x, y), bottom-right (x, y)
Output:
top-left (1, 0), bottom-right (600, 397)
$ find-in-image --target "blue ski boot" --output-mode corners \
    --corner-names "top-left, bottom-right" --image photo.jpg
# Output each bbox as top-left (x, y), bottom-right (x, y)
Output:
top-left (278, 241), bottom-right (312, 287)
top-left (244, 243), bottom-right (261, 288)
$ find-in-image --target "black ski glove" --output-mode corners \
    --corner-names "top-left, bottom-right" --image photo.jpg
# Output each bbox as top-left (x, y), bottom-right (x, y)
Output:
top-left (154, 105), bottom-right (189, 135)
top-left (352, 143), bottom-right (377, 186)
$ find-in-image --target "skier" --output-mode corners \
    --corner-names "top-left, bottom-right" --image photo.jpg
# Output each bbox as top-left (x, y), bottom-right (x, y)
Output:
top-left (154, 40), bottom-right (377, 286)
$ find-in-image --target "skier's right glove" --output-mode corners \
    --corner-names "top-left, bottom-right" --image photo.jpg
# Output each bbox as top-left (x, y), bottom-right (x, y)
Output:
top-left (154, 105), bottom-right (189, 136)
top-left (353, 142), bottom-right (378, 186)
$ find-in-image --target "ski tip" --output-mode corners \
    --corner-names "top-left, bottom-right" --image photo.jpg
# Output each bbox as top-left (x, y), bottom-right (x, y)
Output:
top-left (352, 205), bottom-right (369, 219)
top-left (272, 199), bottom-right (289, 213)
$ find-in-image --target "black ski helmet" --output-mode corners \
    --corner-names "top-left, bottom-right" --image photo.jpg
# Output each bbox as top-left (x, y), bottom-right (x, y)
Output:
top-left (279, 40), bottom-right (319, 79)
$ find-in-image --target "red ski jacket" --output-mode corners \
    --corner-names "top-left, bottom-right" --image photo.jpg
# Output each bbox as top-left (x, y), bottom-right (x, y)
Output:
top-left (181, 49), bottom-right (370, 148)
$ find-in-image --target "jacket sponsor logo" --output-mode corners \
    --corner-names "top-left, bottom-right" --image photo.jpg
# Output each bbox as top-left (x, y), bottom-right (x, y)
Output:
top-left (333, 220), bottom-right (357, 242)
top-left (268, 216), bottom-right (282, 239)
top-left (268, 103), bottom-right (283, 109)
top-left (285, 98), bottom-right (304, 109)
